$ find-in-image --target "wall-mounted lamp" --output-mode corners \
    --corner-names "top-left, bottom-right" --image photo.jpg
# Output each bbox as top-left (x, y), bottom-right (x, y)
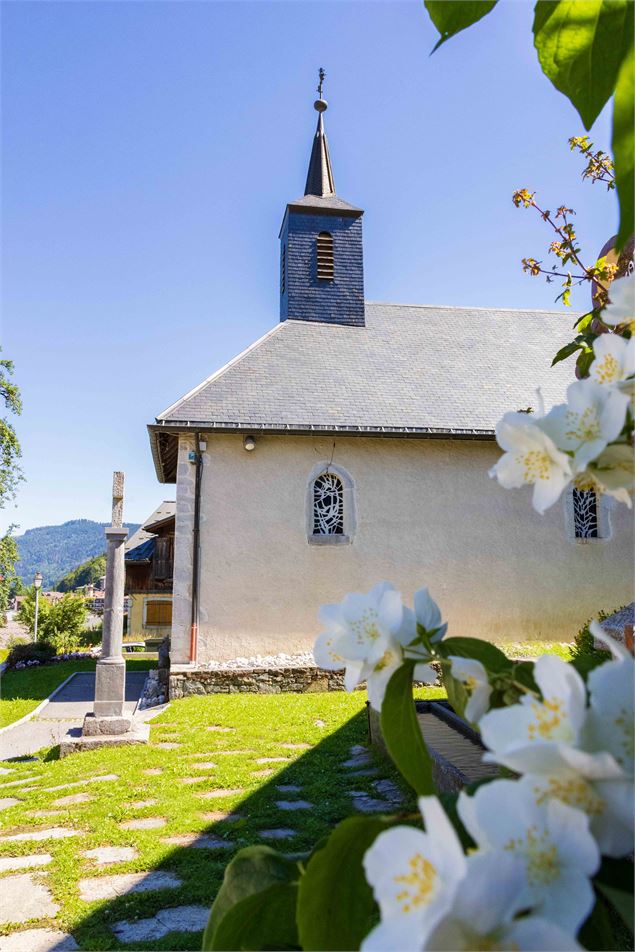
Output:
top-left (243, 435), bottom-right (256, 452)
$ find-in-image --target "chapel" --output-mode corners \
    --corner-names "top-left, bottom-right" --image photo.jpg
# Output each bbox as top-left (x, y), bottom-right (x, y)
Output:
top-left (148, 83), bottom-right (633, 669)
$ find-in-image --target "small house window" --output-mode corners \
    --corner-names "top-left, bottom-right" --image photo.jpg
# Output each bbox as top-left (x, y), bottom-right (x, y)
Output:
top-left (572, 489), bottom-right (599, 539)
top-left (313, 472), bottom-right (344, 535)
top-left (145, 599), bottom-right (172, 627)
top-left (281, 243), bottom-right (286, 294)
top-left (316, 232), bottom-right (334, 281)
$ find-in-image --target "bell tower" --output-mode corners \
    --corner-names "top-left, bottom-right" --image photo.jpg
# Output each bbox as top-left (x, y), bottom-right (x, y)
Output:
top-left (279, 70), bottom-right (365, 327)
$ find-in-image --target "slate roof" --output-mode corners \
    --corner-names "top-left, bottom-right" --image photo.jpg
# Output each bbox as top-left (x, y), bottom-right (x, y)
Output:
top-left (125, 501), bottom-right (176, 559)
top-left (153, 302), bottom-right (574, 436)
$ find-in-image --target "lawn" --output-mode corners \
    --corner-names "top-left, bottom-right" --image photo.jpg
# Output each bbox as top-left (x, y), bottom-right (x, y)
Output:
top-left (0, 688), bottom-right (444, 951)
top-left (0, 660), bottom-right (153, 729)
top-left (498, 641), bottom-right (573, 660)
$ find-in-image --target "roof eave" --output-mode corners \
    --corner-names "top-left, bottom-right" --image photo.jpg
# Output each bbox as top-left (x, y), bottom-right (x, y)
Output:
top-left (149, 421), bottom-right (495, 441)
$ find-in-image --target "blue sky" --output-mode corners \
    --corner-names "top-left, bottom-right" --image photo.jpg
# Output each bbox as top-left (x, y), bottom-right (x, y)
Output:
top-left (1, 0), bottom-right (616, 535)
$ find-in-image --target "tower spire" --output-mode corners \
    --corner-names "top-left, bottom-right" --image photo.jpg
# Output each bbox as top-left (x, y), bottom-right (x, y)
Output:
top-left (304, 68), bottom-right (335, 198)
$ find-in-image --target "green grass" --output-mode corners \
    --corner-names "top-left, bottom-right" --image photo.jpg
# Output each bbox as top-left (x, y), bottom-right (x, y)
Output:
top-left (0, 688), bottom-right (442, 950)
top-left (498, 641), bottom-right (573, 661)
top-left (0, 660), bottom-right (153, 729)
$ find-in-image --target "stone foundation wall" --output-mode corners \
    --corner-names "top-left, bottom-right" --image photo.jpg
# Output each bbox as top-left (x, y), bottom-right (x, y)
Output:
top-left (169, 666), bottom-right (346, 698)
top-left (168, 662), bottom-right (442, 699)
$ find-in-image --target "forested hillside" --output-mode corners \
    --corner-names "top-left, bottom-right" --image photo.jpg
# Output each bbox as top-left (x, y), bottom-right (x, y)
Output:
top-left (15, 519), bottom-right (140, 588)
top-left (55, 553), bottom-right (107, 592)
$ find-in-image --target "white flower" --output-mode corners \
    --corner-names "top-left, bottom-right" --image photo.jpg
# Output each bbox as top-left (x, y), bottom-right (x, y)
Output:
top-left (588, 443), bottom-right (635, 507)
top-left (457, 780), bottom-right (599, 932)
top-left (585, 622), bottom-right (634, 778)
top-left (423, 852), bottom-right (580, 951)
top-left (542, 380), bottom-right (630, 471)
top-left (480, 654), bottom-right (634, 856)
top-left (490, 412), bottom-right (572, 513)
top-left (413, 587), bottom-right (448, 642)
top-left (602, 272), bottom-right (635, 332)
top-left (590, 333), bottom-right (635, 386)
top-left (362, 797), bottom-right (467, 951)
top-left (448, 656), bottom-right (491, 723)
top-left (314, 584), bottom-right (437, 711)
top-left (313, 582), bottom-right (404, 691)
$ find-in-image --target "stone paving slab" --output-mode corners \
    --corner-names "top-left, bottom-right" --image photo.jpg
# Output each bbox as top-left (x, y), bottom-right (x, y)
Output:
top-left (252, 768), bottom-right (275, 778)
top-left (40, 774), bottom-right (118, 793)
top-left (192, 762), bottom-right (216, 770)
top-left (52, 793), bottom-right (92, 807)
top-left (81, 846), bottom-right (138, 866)
top-left (130, 799), bottom-right (157, 809)
top-left (0, 928), bottom-right (79, 951)
top-left (119, 817), bottom-right (166, 830)
top-left (280, 743), bottom-right (311, 750)
top-left (0, 777), bottom-right (43, 789)
top-left (0, 873), bottom-right (59, 924)
top-left (155, 742), bottom-right (181, 750)
top-left (161, 833), bottom-right (233, 849)
top-left (180, 777), bottom-right (207, 785)
top-left (0, 797), bottom-right (20, 811)
top-left (0, 853), bottom-right (52, 873)
top-left (199, 811), bottom-right (243, 823)
top-left (28, 810), bottom-right (65, 819)
top-left (259, 828), bottom-right (296, 840)
top-left (78, 870), bottom-right (182, 901)
top-left (255, 757), bottom-right (289, 764)
top-left (206, 726), bottom-right (235, 732)
top-left (0, 827), bottom-right (79, 843)
top-left (211, 749), bottom-right (254, 756)
top-left (276, 784), bottom-right (302, 793)
top-left (197, 788), bottom-right (244, 799)
top-left (276, 800), bottom-right (313, 811)
top-left (111, 905), bottom-right (210, 943)
top-left (142, 767), bottom-right (163, 776)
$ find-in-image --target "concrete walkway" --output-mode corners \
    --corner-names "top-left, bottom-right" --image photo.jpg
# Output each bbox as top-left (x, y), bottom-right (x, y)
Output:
top-left (0, 671), bottom-right (149, 761)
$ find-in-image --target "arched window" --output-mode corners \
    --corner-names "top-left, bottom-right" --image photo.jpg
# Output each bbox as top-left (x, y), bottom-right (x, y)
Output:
top-left (313, 472), bottom-right (344, 535)
top-left (572, 488), bottom-right (599, 539)
top-left (565, 487), bottom-right (611, 542)
top-left (316, 231), bottom-right (334, 281)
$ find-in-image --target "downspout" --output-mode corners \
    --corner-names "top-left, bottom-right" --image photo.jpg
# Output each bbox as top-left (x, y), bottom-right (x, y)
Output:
top-left (190, 432), bottom-right (203, 663)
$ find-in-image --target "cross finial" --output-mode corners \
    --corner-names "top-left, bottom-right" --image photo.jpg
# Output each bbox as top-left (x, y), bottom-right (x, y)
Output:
top-left (317, 67), bottom-right (325, 99)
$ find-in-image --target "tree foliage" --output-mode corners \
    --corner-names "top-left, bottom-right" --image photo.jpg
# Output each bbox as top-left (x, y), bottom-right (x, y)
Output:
top-left (0, 528), bottom-right (19, 615)
top-left (0, 349), bottom-right (22, 507)
top-left (56, 553), bottom-right (107, 592)
top-left (18, 589), bottom-right (88, 652)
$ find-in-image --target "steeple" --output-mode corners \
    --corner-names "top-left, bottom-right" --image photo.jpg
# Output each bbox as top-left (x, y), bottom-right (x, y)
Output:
top-left (279, 71), bottom-right (365, 327)
top-left (304, 69), bottom-right (335, 197)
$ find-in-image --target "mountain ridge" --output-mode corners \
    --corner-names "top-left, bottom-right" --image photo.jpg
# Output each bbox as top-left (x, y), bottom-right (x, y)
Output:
top-left (15, 518), bottom-right (140, 588)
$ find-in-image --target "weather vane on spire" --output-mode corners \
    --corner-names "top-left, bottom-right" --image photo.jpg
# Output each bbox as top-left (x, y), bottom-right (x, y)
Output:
top-left (317, 67), bottom-right (325, 100)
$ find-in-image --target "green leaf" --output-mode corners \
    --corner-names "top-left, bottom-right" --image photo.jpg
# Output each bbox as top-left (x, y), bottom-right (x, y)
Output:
top-left (297, 816), bottom-right (394, 950)
top-left (380, 661), bottom-right (435, 794)
top-left (578, 893), bottom-right (622, 951)
top-left (575, 346), bottom-right (595, 378)
top-left (613, 38), bottom-right (634, 247)
top-left (595, 857), bottom-right (634, 933)
top-left (437, 636), bottom-right (512, 673)
top-left (552, 339), bottom-right (583, 366)
top-left (533, 0), bottom-right (633, 129)
top-left (511, 661), bottom-right (539, 696)
top-left (208, 884), bottom-right (299, 951)
top-left (424, 1), bottom-right (498, 52)
top-left (203, 846), bottom-right (300, 951)
top-left (574, 310), bottom-right (595, 331)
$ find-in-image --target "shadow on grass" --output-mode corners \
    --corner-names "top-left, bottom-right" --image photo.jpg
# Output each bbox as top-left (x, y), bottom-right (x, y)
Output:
top-left (65, 702), bottom-right (412, 952)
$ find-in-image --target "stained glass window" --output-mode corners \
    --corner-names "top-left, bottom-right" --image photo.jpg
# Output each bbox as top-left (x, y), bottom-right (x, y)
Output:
top-left (313, 472), bottom-right (344, 535)
top-left (572, 489), bottom-right (599, 539)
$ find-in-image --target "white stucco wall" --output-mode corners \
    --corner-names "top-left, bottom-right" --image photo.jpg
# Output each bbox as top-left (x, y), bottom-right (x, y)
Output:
top-left (173, 433), bottom-right (633, 663)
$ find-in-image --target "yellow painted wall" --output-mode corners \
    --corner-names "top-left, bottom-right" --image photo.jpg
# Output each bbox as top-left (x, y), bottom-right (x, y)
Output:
top-left (128, 593), bottom-right (172, 640)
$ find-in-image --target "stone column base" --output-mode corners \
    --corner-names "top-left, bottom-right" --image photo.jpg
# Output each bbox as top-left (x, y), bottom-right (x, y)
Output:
top-left (93, 659), bottom-right (126, 717)
top-left (82, 713), bottom-right (132, 736)
top-left (60, 720), bottom-right (150, 758)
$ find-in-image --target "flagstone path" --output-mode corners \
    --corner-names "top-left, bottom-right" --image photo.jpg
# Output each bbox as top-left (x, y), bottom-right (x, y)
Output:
top-left (0, 700), bottom-right (414, 950)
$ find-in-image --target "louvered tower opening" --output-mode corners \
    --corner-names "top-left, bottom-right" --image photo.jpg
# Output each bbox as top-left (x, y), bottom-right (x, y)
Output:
top-left (316, 231), bottom-right (334, 281)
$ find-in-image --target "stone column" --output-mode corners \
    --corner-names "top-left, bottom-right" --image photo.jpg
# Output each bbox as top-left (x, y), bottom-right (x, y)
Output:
top-left (92, 472), bottom-right (129, 722)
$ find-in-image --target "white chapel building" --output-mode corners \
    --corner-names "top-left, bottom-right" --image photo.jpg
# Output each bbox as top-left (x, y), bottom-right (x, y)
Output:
top-left (148, 91), bottom-right (633, 667)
